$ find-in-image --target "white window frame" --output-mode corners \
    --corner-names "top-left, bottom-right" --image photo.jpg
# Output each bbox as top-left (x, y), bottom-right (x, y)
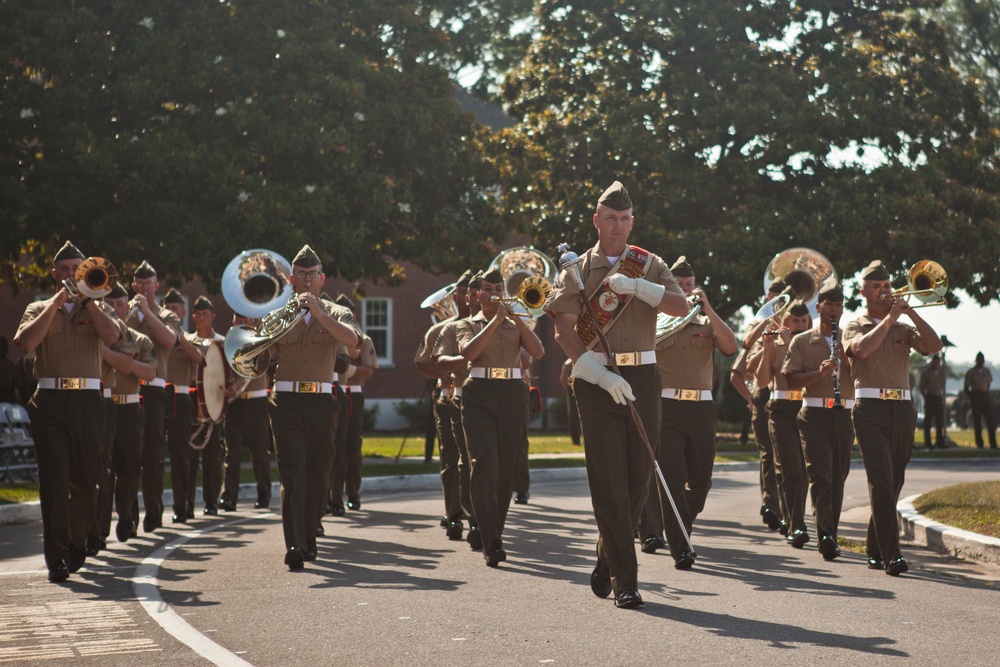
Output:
top-left (361, 297), bottom-right (393, 367)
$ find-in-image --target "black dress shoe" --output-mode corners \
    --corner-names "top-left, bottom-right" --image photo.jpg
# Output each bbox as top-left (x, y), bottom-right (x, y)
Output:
top-left (615, 589), bottom-right (644, 609)
top-left (818, 535), bottom-right (840, 561)
top-left (466, 526), bottom-right (483, 551)
top-left (304, 548), bottom-right (318, 562)
top-left (284, 547), bottom-right (305, 570)
top-left (347, 497), bottom-right (361, 511)
top-left (254, 496), bottom-right (270, 509)
top-left (48, 561), bottom-right (70, 583)
top-left (485, 541), bottom-right (507, 568)
top-left (203, 505), bottom-right (218, 516)
top-left (788, 529), bottom-right (809, 549)
top-left (761, 507), bottom-right (782, 531)
top-left (315, 524), bottom-right (325, 537)
top-left (172, 512), bottom-right (188, 524)
top-left (885, 557), bottom-right (909, 576)
top-left (778, 520), bottom-right (789, 537)
top-left (66, 547), bottom-right (86, 574)
top-left (330, 505), bottom-right (346, 517)
top-left (85, 536), bottom-right (102, 557)
top-left (143, 515), bottom-right (161, 533)
top-left (218, 498), bottom-right (237, 512)
top-left (514, 491), bottom-right (529, 505)
top-left (590, 547), bottom-right (612, 599)
top-left (116, 520), bottom-right (132, 543)
top-left (439, 516), bottom-right (449, 528)
top-left (640, 535), bottom-right (666, 554)
top-left (674, 550), bottom-right (696, 570)
top-left (446, 520), bottom-right (463, 541)
top-left (867, 555), bottom-right (885, 570)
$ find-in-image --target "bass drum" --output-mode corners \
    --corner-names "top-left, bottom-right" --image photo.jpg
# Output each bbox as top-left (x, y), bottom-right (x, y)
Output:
top-left (195, 341), bottom-right (231, 424)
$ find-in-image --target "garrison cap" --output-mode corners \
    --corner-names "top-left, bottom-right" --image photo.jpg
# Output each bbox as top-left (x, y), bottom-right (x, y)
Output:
top-left (163, 288), bottom-right (184, 305)
top-left (817, 284), bottom-right (844, 303)
top-left (133, 260), bottom-right (157, 280)
top-left (192, 295), bottom-right (214, 311)
top-left (106, 283), bottom-right (128, 300)
top-left (861, 260), bottom-right (890, 281)
top-left (53, 240), bottom-right (85, 263)
top-left (766, 279), bottom-right (787, 295)
top-left (334, 294), bottom-right (356, 311)
top-left (787, 300), bottom-right (810, 317)
top-left (469, 270), bottom-right (483, 289)
top-left (455, 270), bottom-right (473, 289)
top-left (480, 268), bottom-right (503, 285)
top-left (292, 244), bottom-right (322, 268)
top-left (597, 181), bottom-right (633, 211)
top-left (669, 255), bottom-right (694, 278)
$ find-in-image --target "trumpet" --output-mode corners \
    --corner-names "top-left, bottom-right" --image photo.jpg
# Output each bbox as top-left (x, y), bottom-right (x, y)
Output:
top-left (880, 260), bottom-right (948, 308)
top-left (63, 257), bottom-right (119, 300)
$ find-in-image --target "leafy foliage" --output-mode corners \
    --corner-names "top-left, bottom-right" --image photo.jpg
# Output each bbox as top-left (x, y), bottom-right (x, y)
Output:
top-left (498, 0), bottom-right (1000, 317)
top-left (1, 1), bottom-right (507, 291)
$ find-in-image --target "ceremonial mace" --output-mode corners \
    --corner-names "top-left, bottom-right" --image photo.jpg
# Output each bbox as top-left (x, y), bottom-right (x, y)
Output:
top-left (557, 243), bottom-right (695, 555)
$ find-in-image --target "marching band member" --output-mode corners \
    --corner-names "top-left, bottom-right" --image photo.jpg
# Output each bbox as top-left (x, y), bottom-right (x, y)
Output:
top-left (546, 181), bottom-right (688, 609)
top-left (162, 289), bottom-right (205, 521)
top-left (638, 256), bottom-right (737, 569)
top-left (128, 261), bottom-right (185, 534)
top-left (219, 313), bottom-right (273, 511)
top-left (14, 241), bottom-right (120, 582)
top-left (751, 301), bottom-right (811, 547)
top-left (268, 245), bottom-right (361, 570)
top-left (101, 284), bottom-right (156, 544)
top-left (782, 285), bottom-right (854, 560)
top-left (456, 267), bottom-right (544, 567)
top-left (185, 296), bottom-right (226, 516)
top-left (844, 260), bottom-right (941, 575)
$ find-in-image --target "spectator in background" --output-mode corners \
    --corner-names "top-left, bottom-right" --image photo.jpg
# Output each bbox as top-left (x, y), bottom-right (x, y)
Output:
top-left (0, 337), bottom-right (18, 404)
top-left (964, 352), bottom-right (997, 449)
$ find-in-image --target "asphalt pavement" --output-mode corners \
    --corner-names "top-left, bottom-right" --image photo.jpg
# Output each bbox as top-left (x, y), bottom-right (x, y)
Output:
top-left (1, 459), bottom-right (999, 666)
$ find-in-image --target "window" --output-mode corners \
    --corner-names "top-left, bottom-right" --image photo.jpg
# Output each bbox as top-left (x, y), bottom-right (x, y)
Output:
top-left (361, 297), bottom-right (392, 365)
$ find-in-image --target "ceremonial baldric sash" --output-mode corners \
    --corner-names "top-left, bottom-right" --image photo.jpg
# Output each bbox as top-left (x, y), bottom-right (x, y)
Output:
top-left (575, 245), bottom-right (653, 349)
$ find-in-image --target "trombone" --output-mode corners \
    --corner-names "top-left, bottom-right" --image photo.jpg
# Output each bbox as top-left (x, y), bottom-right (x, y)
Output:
top-left (883, 260), bottom-right (948, 308)
top-left (63, 257), bottom-right (119, 299)
top-left (493, 274), bottom-right (553, 318)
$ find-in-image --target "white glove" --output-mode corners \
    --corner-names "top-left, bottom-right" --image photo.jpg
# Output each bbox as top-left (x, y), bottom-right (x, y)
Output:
top-left (571, 350), bottom-right (636, 405)
top-left (607, 274), bottom-right (665, 307)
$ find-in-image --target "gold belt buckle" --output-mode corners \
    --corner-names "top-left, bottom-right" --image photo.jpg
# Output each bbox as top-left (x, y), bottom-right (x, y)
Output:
top-left (59, 378), bottom-right (83, 390)
top-left (112, 394), bottom-right (127, 405)
top-left (615, 352), bottom-right (637, 366)
top-left (677, 389), bottom-right (700, 401)
top-left (881, 388), bottom-right (903, 400)
top-left (488, 368), bottom-right (511, 380)
top-left (787, 390), bottom-right (803, 401)
top-left (297, 381), bottom-right (318, 393)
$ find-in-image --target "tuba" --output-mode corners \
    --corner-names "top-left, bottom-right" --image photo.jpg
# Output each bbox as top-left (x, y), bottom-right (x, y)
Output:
top-left (420, 283), bottom-right (458, 324)
top-left (757, 247), bottom-right (837, 323)
top-left (886, 260), bottom-right (948, 308)
top-left (221, 250), bottom-right (306, 379)
top-left (487, 246), bottom-right (558, 322)
top-left (64, 257), bottom-right (119, 299)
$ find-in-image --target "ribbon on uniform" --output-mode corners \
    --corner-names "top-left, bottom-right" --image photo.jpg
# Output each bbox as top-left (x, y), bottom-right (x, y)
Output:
top-left (575, 245), bottom-right (652, 349)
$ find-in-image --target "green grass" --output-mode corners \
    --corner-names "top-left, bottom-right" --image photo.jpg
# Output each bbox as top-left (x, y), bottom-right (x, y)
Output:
top-left (913, 481), bottom-right (1000, 539)
top-left (0, 483), bottom-right (38, 505)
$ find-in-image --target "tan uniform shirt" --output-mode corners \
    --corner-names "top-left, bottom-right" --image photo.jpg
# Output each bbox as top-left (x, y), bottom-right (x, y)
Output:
top-left (731, 347), bottom-right (756, 392)
top-left (455, 312), bottom-right (523, 369)
top-left (843, 315), bottom-right (921, 389)
top-left (749, 337), bottom-right (796, 392)
top-left (127, 306), bottom-right (184, 380)
top-left (113, 329), bottom-right (156, 396)
top-left (101, 319), bottom-right (132, 391)
top-left (166, 332), bottom-right (200, 388)
top-left (544, 242), bottom-right (684, 353)
top-left (18, 301), bottom-right (107, 379)
top-left (919, 365), bottom-right (947, 397)
top-left (965, 366), bottom-right (993, 393)
top-left (272, 300), bottom-right (361, 383)
top-left (655, 313), bottom-right (718, 390)
top-left (414, 318), bottom-right (453, 365)
top-left (782, 327), bottom-right (855, 400)
top-left (345, 335), bottom-right (378, 388)
top-left (431, 319), bottom-right (471, 387)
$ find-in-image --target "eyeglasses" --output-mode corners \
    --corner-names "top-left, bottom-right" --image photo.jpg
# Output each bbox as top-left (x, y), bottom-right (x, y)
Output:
top-left (293, 270), bottom-right (321, 280)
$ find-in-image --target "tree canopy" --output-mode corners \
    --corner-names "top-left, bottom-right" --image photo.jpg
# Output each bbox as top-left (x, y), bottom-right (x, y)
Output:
top-left (1, 1), bottom-right (508, 290)
top-left (496, 0), bottom-right (1000, 317)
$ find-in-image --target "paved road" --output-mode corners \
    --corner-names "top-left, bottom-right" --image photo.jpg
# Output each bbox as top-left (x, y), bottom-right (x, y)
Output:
top-left (1, 459), bottom-right (998, 666)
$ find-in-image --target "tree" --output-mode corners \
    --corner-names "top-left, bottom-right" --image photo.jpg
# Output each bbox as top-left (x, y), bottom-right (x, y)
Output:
top-left (497, 0), bottom-right (1000, 317)
top-left (931, 0), bottom-right (1000, 118)
top-left (1, 1), bottom-right (508, 291)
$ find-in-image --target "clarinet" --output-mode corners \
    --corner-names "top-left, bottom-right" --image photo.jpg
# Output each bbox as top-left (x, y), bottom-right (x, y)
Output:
top-left (830, 316), bottom-right (843, 409)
